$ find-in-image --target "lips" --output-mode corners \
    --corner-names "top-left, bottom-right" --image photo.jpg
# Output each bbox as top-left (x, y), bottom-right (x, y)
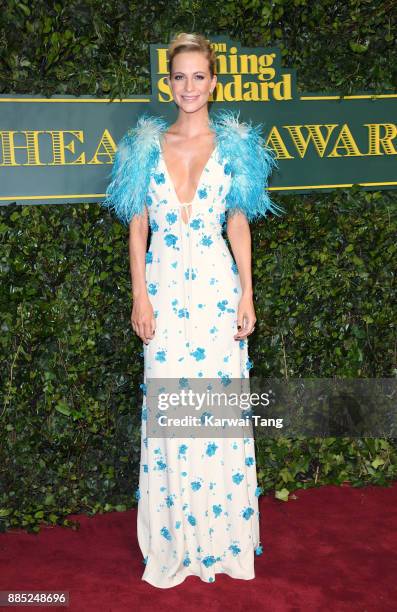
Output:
top-left (182, 96), bottom-right (199, 101)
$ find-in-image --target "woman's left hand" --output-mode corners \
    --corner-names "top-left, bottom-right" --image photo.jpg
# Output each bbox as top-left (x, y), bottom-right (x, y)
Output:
top-left (234, 293), bottom-right (257, 340)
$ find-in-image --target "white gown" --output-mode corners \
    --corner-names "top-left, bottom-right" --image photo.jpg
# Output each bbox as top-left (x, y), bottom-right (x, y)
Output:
top-left (136, 134), bottom-right (262, 588)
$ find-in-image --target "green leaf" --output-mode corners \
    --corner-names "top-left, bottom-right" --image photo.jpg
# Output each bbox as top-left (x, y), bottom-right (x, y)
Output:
top-left (275, 488), bottom-right (290, 502)
top-left (349, 41), bottom-right (369, 53)
top-left (55, 402), bottom-right (71, 416)
top-left (115, 504), bottom-right (127, 512)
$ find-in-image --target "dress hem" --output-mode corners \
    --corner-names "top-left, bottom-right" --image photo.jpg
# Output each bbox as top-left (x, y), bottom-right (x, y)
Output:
top-left (141, 569), bottom-right (256, 589)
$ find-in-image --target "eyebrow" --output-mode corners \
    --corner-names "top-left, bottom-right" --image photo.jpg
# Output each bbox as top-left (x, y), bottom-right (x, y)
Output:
top-left (172, 71), bottom-right (206, 75)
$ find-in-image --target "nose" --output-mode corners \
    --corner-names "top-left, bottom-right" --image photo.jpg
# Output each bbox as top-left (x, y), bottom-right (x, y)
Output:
top-left (184, 77), bottom-right (195, 92)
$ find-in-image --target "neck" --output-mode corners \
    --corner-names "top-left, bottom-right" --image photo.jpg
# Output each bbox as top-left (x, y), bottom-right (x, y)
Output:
top-left (171, 106), bottom-right (212, 137)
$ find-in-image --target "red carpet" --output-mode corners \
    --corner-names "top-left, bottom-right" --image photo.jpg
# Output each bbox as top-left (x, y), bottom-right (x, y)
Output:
top-left (1, 482), bottom-right (396, 611)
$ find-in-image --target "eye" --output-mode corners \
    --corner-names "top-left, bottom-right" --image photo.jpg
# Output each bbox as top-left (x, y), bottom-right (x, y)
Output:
top-left (172, 74), bottom-right (206, 81)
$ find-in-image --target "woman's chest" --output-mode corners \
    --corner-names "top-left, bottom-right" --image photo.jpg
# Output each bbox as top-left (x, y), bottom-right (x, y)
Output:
top-left (146, 153), bottom-right (232, 225)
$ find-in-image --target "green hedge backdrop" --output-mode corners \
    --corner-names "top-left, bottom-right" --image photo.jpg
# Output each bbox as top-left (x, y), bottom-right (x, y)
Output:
top-left (1, 0), bottom-right (396, 533)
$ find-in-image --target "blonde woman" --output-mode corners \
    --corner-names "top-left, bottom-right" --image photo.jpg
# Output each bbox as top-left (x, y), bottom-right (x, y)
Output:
top-left (102, 32), bottom-right (285, 588)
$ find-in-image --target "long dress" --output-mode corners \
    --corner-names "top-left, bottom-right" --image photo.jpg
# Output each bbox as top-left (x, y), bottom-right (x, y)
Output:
top-left (102, 110), bottom-right (284, 588)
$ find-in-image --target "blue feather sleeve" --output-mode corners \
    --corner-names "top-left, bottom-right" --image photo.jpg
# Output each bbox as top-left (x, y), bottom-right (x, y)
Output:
top-left (101, 114), bottom-right (168, 227)
top-left (211, 109), bottom-right (285, 223)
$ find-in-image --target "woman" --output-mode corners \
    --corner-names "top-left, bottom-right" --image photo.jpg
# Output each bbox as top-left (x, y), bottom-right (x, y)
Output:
top-left (102, 33), bottom-right (285, 588)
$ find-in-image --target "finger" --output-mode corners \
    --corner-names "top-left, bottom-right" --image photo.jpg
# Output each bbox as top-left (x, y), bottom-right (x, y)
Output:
top-left (138, 322), bottom-right (149, 344)
top-left (144, 320), bottom-right (154, 341)
top-left (234, 328), bottom-right (244, 339)
top-left (235, 314), bottom-right (244, 336)
top-left (239, 317), bottom-right (256, 339)
top-left (235, 314), bottom-right (250, 338)
top-left (243, 314), bottom-right (253, 330)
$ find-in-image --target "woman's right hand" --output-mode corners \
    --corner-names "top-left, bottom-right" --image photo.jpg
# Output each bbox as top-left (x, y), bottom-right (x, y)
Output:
top-left (131, 294), bottom-right (156, 345)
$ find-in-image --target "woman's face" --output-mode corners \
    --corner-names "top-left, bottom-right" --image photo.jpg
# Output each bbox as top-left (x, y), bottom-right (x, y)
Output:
top-left (167, 51), bottom-right (217, 113)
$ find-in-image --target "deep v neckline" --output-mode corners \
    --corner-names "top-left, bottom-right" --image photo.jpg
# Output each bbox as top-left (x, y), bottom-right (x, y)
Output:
top-left (158, 133), bottom-right (218, 207)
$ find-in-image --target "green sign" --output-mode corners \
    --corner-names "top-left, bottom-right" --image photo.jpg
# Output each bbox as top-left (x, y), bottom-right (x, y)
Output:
top-left (1, 36), bottom-right (396, 207)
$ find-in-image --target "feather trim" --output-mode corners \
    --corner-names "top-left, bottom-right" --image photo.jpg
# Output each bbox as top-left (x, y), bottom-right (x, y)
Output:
top-left (102, 109), bottom-right (284, 226)
top-left (210, 108), bottom-right (285, 222)
top-left (101, 113), bottom-right (168, 226)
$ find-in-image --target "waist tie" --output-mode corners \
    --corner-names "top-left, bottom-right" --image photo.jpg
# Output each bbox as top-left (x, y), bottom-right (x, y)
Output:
top-left (179, 202), bottom-right (195, 350)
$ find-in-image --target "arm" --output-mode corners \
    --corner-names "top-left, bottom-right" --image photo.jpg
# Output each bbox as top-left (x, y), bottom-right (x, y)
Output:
top-left (129, 208), bottom-right (155, 345)
top-left (226, 211), bottom-right (256, 340)
top-left (100, 116), bottom-right (167, 344)
top-left (213, 110), bottom-right (285, 340)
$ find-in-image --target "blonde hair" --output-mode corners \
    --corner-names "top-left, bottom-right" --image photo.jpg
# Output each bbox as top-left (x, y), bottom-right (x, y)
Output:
top-left (168, 33), bottom-right (216, 77)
